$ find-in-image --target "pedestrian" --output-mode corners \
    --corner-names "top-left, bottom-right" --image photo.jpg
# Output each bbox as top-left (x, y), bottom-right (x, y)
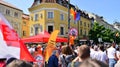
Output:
top-left (96, 45), bottom-right (108, 64)
top-left (6, 59), bottom-right (33, 67)
top-left (79, 58), bottom-right (108, 67)
top-left (107, 43), bottom-right (118, 67)
top-left (68, 45), bottom-right (90, 67)
top-left (59, 45), bottom-right (74, 67)
top-left (48, 50), bottom-right (59, 67)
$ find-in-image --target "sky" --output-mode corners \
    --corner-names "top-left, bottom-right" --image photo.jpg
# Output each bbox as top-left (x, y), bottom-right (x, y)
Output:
top-left (4, 0), bottom-right (120, 24)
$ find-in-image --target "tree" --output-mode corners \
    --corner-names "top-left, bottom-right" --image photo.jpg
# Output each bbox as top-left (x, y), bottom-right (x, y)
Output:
top-left (89, 22), bottom-right (105, 44)
top-left (102, 29), bottom-right (114, 42)
top-left (88, 22), bottom-right (120, 44)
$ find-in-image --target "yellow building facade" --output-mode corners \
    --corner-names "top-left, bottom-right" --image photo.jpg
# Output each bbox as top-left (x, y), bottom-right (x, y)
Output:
top-left (29, 0), bottom-right (92, 39)
top-left (29, 3), bottom-right (76, 37)
top-left (21, 14), bottom-right (30, 38)
top-left (79, 14), bottom-right (92, 38)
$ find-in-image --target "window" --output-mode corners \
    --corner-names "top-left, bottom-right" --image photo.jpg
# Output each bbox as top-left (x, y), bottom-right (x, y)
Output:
top-left (14, 23), bottom-right (18, 29)
top-left (23, 31), bottom-right (26, 36)
top-left (80, 21), bottom-right (82, 25)
top-left (31, 27), bottom-right (33, 33)
top-left (40, 14), bottom-right (43, 19)
top-left (60, 26), bottom-right (64, 35)
top-left (48, 12), bottom-right (53, 19)
top-left (6, 9), bottom-right (10, 15)
top-left (84, 30), bottom-right (86, 35)
top-left (80, 29), bottom-right (82, 35)
top-left (14, 12), bottom-right (18, 17)
top-left (35, 27), bottom-right (39, 35)
top-left (84, 22), bottom-right (86, 26)
top-left (34, 14), bottom-right (39, 21)
top-left (60, 14), bottom-right (64, 20)
top-left (88, 24), bottom-right (89, 27)
top-left (48, 25), bottom-right (53, 34)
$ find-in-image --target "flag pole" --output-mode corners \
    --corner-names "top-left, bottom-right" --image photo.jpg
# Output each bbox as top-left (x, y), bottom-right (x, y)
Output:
top-left (68, 0), bottom-right (70, 45)
top-left (78, 21), bottom-right (80, 42)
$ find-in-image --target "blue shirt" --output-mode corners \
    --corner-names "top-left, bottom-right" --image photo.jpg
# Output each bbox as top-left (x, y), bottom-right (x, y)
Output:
top-left (48, 55), bottom-right (58, 67)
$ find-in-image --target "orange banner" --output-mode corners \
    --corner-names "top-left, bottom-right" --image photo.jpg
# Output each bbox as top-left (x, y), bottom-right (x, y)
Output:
top-left (45, 30), bottom-right (59, 62)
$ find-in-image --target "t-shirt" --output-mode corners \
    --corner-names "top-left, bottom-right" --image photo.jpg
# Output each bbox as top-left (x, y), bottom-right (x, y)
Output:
top-left (107, 47), bottom-right (116, 59)
top-left (96, 51), bottom-right (108, 63)
top-left (90, 49), bottom-right (98, 59)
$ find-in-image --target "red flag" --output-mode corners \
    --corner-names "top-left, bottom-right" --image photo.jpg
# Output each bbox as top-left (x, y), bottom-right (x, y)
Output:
top-left (0, 13), bottom-right (35, 62)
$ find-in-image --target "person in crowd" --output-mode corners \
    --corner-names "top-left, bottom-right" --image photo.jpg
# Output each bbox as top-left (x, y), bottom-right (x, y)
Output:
top-left (115, 58), bottom-right (120, 67)
top-left (28, 45), bottom-right (35, 56)
top-left (90, 45), bottom-right (95, 59)
top-left (96, 45), bottom-right (108, 64)
top-left (59, 45), bottom-right (74, 67)
top-left (92, 45), bottom-right (99, 59)
top-left (33, 45), bottom-right (43, 58)
top-left (104, 44), bottom-right (111, 55)
top-left (79, 58), bottom-right (108, 67)
top-left (69, 35), bottom-right (76, 50)
top-left (6, 57), bottom-right (17, 66)
top-left (74, 45), bottom-right (80, 55)
top-left (115, 47), bottom-right (120, 67)
top-left (6, 59), bottom-right (33, 67)
top-left (107, 43), bottom-right (118, 67)
top-left (68, 45), bottom-right (90, 67)
top-left (90, 45), bottom-right (99, 59)
top-left (48, 50), bottom-right (59, 67)
top-left (116, 47), bottom-right (120, 59)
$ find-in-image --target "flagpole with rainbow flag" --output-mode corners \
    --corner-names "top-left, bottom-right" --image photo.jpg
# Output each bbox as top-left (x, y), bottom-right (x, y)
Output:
top-left (67, 0), bottom-right (81, 45)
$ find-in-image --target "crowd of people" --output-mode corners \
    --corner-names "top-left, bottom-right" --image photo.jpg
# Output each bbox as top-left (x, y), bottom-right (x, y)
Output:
top-left (0, 43), bottom-right (120, 67)
top-left (26, 42), bottom-right (120, 67)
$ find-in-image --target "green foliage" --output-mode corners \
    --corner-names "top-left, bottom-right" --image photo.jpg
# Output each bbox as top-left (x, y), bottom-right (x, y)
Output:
top-left (89, 22), bottom-right (120, 44)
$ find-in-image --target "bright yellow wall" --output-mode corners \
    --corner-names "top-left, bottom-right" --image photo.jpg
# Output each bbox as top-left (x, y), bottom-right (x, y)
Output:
top-left (79, 17), bottom-right (91, 38)
top-left (21, 17), bottom-right (30, 38)
top-left (29, 3), bottom-right (91, 38)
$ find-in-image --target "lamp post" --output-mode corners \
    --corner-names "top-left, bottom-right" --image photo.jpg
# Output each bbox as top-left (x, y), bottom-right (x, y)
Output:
top-left (68, 0), bottom-right (70, 45)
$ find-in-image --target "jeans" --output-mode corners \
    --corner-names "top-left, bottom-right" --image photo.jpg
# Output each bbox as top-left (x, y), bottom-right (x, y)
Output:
top-left (109, 59), bottom-right (117, 67)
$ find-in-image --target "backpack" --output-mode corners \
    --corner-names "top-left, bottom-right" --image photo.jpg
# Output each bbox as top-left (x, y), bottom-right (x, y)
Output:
top-left (62, 55), bottom-right (74, 67)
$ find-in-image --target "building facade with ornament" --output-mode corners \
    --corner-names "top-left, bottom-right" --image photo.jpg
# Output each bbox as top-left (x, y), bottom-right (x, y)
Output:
top-left (28, 0), bottom-right (93, 39)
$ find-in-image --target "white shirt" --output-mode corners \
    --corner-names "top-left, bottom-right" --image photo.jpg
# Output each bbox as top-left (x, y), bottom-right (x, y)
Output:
top-left (107, 47), bottom-right (116, 59)
top-left (28, 47), bottom-right (35, 54)
top-left (96, 51), bottom-right (108, 63)
top-left (90, 48), bottom-right (98, 59)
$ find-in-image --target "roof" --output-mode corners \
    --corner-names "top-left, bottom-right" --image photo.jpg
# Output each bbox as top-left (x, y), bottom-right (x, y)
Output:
top-left (0, 0), bottom-right (22, 11)
top-left (22, 14), bottom-right (29, 19)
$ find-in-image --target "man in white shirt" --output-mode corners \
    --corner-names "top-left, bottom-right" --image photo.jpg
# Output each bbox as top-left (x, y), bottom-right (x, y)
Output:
top-left (107, 43), bottom-right (118, 67)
